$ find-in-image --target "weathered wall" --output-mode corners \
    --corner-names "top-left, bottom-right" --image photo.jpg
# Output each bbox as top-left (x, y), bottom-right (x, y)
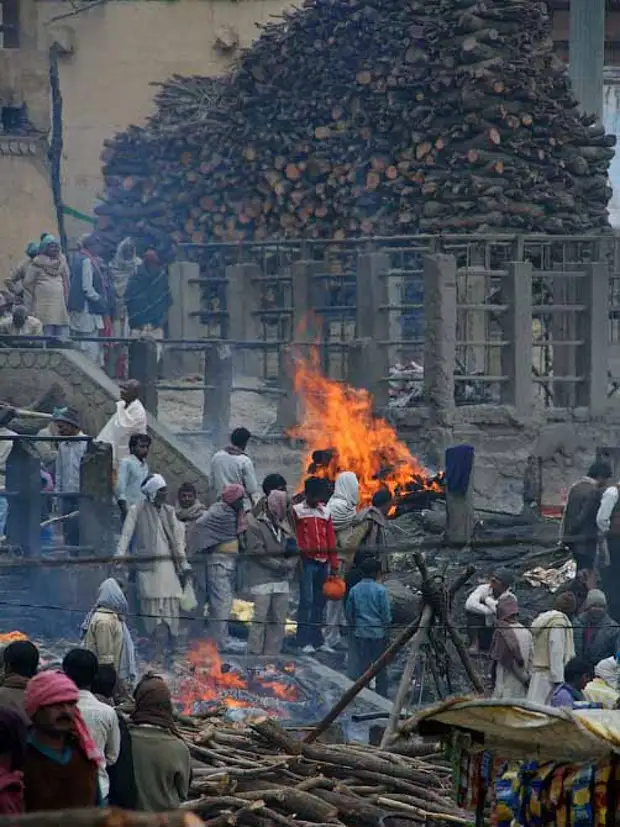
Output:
top-left (391, 404), bottom-right (620, 514)
top-left (0, 347), bottom-right (210, 498)
top-left (37, 0), bottom-right (294, 236)
top-left (0, 150), bottom-right (57, 275)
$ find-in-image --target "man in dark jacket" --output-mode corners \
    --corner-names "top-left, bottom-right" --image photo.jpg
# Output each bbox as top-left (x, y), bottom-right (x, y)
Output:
top-left (561, 461), bottom-right (612, 576)
top-left (0, 641), bottom-right (39, 719)
top-left (573, 589), bottom-right (619, 667)
top-left (68, 234), bottom-right (109, 366)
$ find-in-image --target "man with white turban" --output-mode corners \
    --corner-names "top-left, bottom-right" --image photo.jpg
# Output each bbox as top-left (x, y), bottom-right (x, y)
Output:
top-left (116, 474), bottom-right (190, 663)
top-left (584, 657), bottom-right (620, 708)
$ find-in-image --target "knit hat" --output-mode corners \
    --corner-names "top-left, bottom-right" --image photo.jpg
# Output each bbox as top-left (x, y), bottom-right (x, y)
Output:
top-left (52, 406), bottom-right (80, 428)
top-left (494, 568), bottom-right (514, 589)
top-left (583, 589), bottom-right (607, 610)
top-left (555, 591), bottom-right (577, 616)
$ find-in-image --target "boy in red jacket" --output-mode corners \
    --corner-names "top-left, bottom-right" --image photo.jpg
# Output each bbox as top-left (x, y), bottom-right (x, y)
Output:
top-left (293, 477), bottom-right (338, 653)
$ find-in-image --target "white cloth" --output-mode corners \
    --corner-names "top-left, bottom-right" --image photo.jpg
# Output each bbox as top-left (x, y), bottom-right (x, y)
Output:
top-left (526, 627), bottom-right (572, 705)
top-left (465, 583), bottom-right (512, 626)
top-left (142, 473), bottom-right (166, 502)
top-left (492, 623), bottom-right (533, 701)
top-left (97, 399), bottom-right (147, 466)
top-left (77, 689), bottom-right (120, 800)
top-left (210, 449), bottom-right (259, 512)
top-left (326, 472), bottom-right (359, 532)
top-left (324, 599), bottom-right (347, 648)
top-left (250, 581), bottom-right (290, 596)
top-left (56, 431), bottom-right (88, 494)
top-left (597, 484), bottom-right (619, 533)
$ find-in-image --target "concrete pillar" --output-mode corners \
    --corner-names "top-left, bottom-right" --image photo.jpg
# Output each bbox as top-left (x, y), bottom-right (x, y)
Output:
top-left (423, 254), bottom-right (457, 423)
top-left (166, 260), bottom-right (203, 377)
top-left (5, 440), bottom-right (41, 556)
top-left (355, 252), bottom-right (392, 407)
top-left (128, 339), bottom-right (158, 417)
top-left (460, 267), bottom-right (487, 375)
top-left (551, 273), bottom-right (578, 409)
top-left (445, 444), bottom-right (475, 545)
top-left (79, 441), bottom-right (114, 567)
top-left (276, 346), bottom-right (298, 431)
top-left (348, 339), bottom-right (389, 410)
top-left (291, 260), bottom-right (322, 373)
top-left (203, 343), bottom-right (233, 445)
top-left (576, 262), bottom-right (609, 414)
top-left (227, 263), bottom-right (263, 376)
top-left (569, 0), bottom-right (605, 121)
top-left (500, 262), bottom-right (533, 415)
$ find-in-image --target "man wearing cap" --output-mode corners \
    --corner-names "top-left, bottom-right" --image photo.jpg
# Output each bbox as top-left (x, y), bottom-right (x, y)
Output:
top-left (573, 589), bottom-right (619, 667)
top-left (464, 568), bottom-right (514, 654)
top-left (54, 408), bottom-right (89, 550)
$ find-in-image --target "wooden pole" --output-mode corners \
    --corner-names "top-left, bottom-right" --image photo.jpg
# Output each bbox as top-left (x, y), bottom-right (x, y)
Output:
top-left (0, 809), bottom-right (204, 827)
top-left (302, 611), bottom-right (423, 744)
top-left (379, 604), bottom-right (433, 749)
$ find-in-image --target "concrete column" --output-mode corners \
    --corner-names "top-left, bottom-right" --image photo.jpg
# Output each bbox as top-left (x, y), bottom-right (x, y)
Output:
top-left (79, 441), bottom-right (114, 568)
top-left (347, 339), bottom-right (389, 410)
top-left (166, 260), bottom-right (203, 377)
top-left (276, 346), bottom-right (298, 431)
top-left (227, 263), bottom-right (262, 376)
top-left (460, 267), bottom-right (487, 375)
top-left (423, 254), bottom-right (457, 423)
top-left (128, 339), bottom-right (158, 417)
top-left (203, 343), bottom-right (233, 445)
top-left (291, 260), bottom-right (322, 371)
top-left (551, 273), bottom-right (578, 409)
top-left (355, 252), bottom-right (392, 407)
top-left (500, 262), bottom-right (533, 415)
top-left (569, 0), bottom-right (605, 121)
top-left (445, 444), bottom-right (475, 545)
top-left (576, 262), bottom-right (609, 414)
top-left (5, 440), bottom-right (41, 556)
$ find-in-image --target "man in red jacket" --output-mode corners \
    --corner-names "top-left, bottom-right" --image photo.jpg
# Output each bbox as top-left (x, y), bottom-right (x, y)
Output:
top-left (293, 477), bottom-right (338, 653)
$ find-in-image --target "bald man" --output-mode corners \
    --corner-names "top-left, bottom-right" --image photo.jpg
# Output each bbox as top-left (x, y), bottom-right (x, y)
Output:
top-left (97, 380), bottom-right (147, 467)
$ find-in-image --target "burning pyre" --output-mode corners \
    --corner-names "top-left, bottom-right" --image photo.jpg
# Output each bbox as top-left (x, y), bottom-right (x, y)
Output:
top-left (291, 349), bottom-right (444, 511)
top-left (175, 640), bottom-right (305, 721)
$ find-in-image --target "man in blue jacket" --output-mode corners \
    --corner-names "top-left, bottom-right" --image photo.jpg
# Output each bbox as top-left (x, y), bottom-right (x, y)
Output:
top-left (345, 555), bottom-right (391, 697)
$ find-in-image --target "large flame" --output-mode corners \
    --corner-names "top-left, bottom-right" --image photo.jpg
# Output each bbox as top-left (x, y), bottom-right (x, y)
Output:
top-left (175, 640), bottom-right (300, 717)
top-left (291, 348), bottom-right (439, 506)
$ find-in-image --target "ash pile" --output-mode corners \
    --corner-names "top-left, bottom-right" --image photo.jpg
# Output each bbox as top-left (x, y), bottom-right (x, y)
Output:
top-left (97, 0), bottom-right (614, 254)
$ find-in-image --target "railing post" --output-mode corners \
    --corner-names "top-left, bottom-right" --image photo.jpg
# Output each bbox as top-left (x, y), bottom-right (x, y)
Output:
top-left (500, 261), bottom-right (533, 415)
top-left (355, 252), bottom-right (392, 408)
top-left (5, 440), bottom-right (41, 556)
top-left (576, 261), bottom-right (608, 414)
top-left (203, 343), bottom-right (233, 446)
top-left (167, 260), bottom-right (202, 377)
top-left (423, 254), bottom-right (457, 422)
top-left (226, 263), bottom-right (262, 376)
top-left (79, 441), bottom-right (114, 568)
top-left (128, 339), bottom-right (158, 417)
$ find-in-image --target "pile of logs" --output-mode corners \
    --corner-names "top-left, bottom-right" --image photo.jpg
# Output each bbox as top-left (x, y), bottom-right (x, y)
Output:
top-left (175, 715), bottom-right (466, 826)
top-left (97, 0), bottom-right (615, 252)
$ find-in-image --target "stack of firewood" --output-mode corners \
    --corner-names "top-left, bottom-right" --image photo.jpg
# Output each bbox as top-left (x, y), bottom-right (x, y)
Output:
top-left (97, 0), bottom-right (614, 254)
top-left (171, 715), bottom-right (465, 826)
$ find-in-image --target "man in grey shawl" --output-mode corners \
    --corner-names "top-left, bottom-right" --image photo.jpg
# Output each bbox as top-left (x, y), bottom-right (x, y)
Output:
top-left (116, 474), bottom-right (191, 664)
top-left (193, 484), bottom-right (245, 650)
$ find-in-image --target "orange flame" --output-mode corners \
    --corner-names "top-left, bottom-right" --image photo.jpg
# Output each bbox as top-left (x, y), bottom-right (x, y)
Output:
top-left (291, 348), bottom-right (439, 506)
top-left (0, 631), bottom-right (28, 645)
top-left (175, 640), bottom-right (301, 715)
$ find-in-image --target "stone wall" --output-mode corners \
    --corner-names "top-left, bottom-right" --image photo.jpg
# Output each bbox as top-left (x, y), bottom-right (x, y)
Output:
top-left (391, 404), bottom-right (620, 514)
top-left (0, 347), bottom-right (210, 498)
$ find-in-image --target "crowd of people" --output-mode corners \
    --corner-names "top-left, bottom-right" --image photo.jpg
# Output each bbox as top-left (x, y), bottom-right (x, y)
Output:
top-left (0, 639), bottom-right (190, 814)
top-left (0, 234), bottom-right (170, 376)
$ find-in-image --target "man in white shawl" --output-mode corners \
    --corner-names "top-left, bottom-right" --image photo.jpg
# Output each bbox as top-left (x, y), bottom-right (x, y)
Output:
top-left (527, 591), bottom-right (577, 706)
top-left (584, 656), bottom-right (620, 708)
top-left (115, 474), bottom-right (190, 663)
top-left (97, 380), bottom-right (147, 468)
top-left (324, 472), bottom-right (362, 651)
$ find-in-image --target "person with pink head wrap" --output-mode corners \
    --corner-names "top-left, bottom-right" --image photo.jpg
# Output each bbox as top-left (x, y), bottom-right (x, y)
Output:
top-left (22, 671), bottom-right (102, 811)
top-left (489, 593), bottom-right (533, 701)
top-left (245, 489), bottom-right (297, 656)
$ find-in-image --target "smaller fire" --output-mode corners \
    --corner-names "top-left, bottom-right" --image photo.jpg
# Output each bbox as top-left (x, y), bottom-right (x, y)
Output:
top-left (0, 631), bottom-right (28, 645)
top-left (175, 640), bottom-right (302, 719)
